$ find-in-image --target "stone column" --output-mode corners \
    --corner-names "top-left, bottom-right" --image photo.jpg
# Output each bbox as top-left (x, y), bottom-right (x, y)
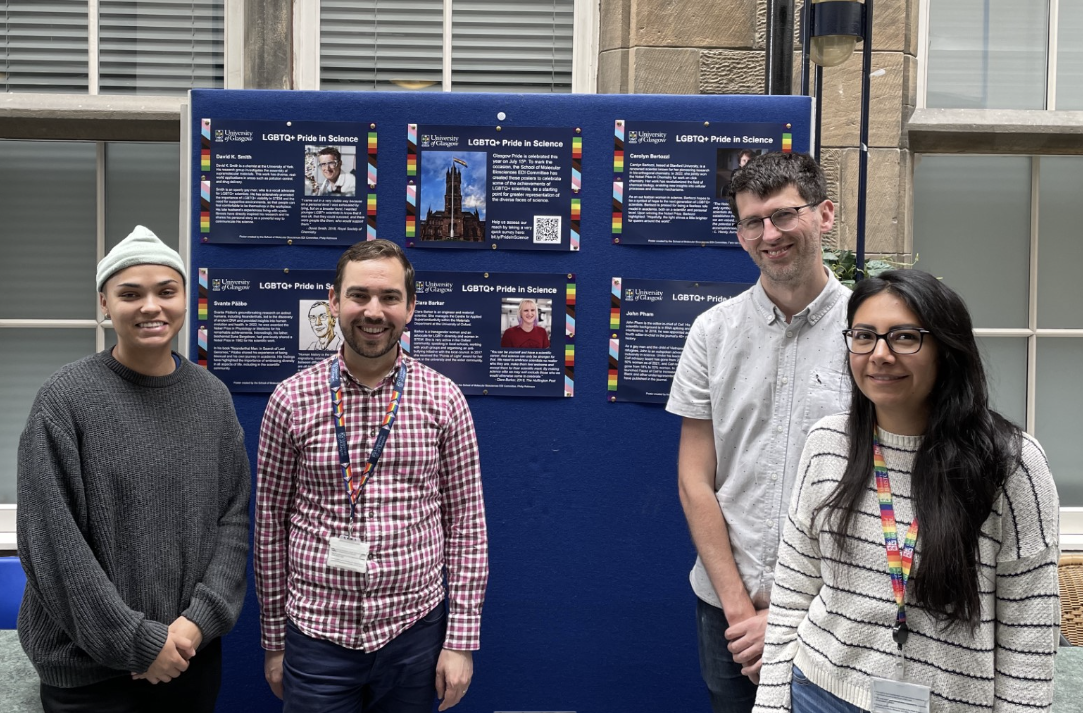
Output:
top-left (244, 0), bottom-right (294, 90)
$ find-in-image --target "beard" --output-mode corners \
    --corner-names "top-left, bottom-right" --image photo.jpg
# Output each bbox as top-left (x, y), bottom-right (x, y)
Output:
top-left (341, 318), bottom-right (402, 361)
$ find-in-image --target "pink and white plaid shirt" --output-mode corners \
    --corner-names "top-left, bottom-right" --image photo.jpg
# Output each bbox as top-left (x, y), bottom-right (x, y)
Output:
top-left (254, 350), bottom-right (488, 652)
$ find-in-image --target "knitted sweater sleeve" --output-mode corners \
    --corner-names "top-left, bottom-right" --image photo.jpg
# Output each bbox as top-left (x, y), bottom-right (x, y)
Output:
top-left (181, 408), bottom-right (251, 645)
top-left (753, 425), bottom-right (833, 713)
top-left (993, 436), bottom-right (1060, 713)
top-left (16, 401), bottom-right (169, 674)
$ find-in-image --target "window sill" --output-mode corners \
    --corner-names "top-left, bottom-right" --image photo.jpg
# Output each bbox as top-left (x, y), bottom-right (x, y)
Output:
top-left (908, 108), bottom-right (1083, 155)
top-left (0, 93), bottom-right (184, 142)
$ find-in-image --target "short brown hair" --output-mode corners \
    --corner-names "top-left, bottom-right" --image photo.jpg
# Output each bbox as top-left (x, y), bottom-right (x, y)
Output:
top-left (333, 240), bottom-right (416, 305)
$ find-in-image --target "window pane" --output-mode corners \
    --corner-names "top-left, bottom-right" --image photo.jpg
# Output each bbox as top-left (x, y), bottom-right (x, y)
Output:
top-left (0, 141), bottom-right (97, 319)
top-left (321, 0), bottom-right (443, 92)
top-left (976, 337), bottom-right (1027, 429)
top-left (926, 0), bottom-right (1048, 109)
top-left (912, 156), bottom-right (1031, 329)
top-left (0, 0), bottom-right (89, 92)
top-left (98, 0), bottom-right (224, 95)
top-left (1035, 338), bottom-right (1083, 506)
top-left (1037, 157), bottom-right (1083, 328)
top-left (0, 329), bottom-right (96, 503)
top-left (452, 0), bottom-right (573, 92)
top-left (105, 143), bottom-right (181, 253)
top-left (1057, 3), bottom-right (1083, 110)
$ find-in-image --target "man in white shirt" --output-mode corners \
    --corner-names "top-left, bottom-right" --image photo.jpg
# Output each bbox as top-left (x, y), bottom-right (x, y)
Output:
top-left (667, 152), bottom-right (851, 713)
top-left (313, 146), bottom-right (356, 197)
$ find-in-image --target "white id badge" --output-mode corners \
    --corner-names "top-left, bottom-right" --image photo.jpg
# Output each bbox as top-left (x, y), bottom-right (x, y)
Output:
top-left (870, 677), bottom-right (931, 713)
top-left (327, 537), bottom-right (370, 574)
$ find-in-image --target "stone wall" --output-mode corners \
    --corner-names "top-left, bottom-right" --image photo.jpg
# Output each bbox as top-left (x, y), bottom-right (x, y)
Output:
top-left (597, 0), bottom-right (918, 258)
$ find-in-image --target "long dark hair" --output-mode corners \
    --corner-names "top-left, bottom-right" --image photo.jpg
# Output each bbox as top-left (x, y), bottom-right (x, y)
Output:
top-left (823, 269), bottom-right (1021, 626)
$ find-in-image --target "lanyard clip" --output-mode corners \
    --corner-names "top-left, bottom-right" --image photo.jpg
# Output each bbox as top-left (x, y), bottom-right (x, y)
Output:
top-left (892, 621), bottom-right (909, 647)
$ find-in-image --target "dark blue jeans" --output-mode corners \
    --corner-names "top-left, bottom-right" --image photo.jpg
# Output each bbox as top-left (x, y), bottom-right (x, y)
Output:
top-left (282, 605), bottom-right (446, 713)
top-left (791, 665), bottom-right (866, 713)
top-left (697, 598), bottom-right (757, 713)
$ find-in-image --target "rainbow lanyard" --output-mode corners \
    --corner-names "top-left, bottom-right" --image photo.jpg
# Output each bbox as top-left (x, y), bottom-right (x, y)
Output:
top-left (328, 357), bottom-right (407, 525)
top-left (874, 429), bottom-right (919, 649)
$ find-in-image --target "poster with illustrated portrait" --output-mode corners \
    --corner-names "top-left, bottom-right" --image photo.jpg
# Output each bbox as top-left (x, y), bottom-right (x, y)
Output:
top-left (198, 119), bottom-right (376, 245)
top-left (196, 268), bottom-right (338, 391)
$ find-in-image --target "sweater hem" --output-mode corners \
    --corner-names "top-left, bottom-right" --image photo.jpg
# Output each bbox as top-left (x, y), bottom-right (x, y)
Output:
top-left (795, 647), bottom-right (871, 711)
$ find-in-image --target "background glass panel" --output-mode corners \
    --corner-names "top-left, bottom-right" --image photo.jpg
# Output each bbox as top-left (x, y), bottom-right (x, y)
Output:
top-left (0, 1), bottom-right (89, 92)
top-left (1035, 338), bottom-right (1083, 506)
top-left (912, 156), bottom-right (1031, 329)
top-left (105, 142), bottom-right (181, 252)
top-left (0, 329), bottom-right (96, 502)
top-left (98, 0), bottom-right (224, 95)
top-left (452, 0), bottom-right (573, 93)
top-left (926, 0), bottom-right (1048, 109)
top-left (1037, 157), bottom-right (1083, 328)
top-left (321, 0), bottom-right (443, 92)
top-left (1056, 0), bottom-right (1083, 110)
top-left (0, 141), bottom-right (97, 319)
top-left (976, 337), bottom-right (1027, 429)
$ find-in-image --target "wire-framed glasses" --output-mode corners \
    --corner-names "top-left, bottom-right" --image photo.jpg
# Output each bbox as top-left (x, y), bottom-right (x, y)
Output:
top-left (843, 328), bottom-right (932, 355)
top-left (735, 200), bottom-right (822, 240)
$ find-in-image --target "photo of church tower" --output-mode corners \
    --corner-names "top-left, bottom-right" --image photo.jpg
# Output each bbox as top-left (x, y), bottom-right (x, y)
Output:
top-left (419, 152), bottom-right (486, 241)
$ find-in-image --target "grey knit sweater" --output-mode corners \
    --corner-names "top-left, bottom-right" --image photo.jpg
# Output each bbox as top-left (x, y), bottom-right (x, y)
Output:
top-left (16, 350), bottom-right (251, 687)
top-left (754, 414), bottom-right (1060, 713)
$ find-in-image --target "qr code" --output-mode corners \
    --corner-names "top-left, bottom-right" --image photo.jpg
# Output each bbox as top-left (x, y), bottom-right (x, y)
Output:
top-left (533, 215), bottom-right (561, 244)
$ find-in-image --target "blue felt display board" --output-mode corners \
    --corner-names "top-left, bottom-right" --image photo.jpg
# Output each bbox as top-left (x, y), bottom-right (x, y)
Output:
top-left (188, 89), bottom-right (811, 713)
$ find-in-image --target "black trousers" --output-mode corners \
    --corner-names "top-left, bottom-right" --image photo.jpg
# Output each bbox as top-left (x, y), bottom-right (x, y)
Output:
top-left (39, 637), bottom-right (222, 713)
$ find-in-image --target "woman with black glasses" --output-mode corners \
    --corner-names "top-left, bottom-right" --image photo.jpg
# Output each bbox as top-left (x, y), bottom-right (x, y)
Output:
top-left (752, 269), bottom-right (1060, 713)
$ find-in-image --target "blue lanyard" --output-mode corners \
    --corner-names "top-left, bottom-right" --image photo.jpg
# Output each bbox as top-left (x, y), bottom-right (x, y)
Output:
top-left (328, 358), bottom-right (408, 525)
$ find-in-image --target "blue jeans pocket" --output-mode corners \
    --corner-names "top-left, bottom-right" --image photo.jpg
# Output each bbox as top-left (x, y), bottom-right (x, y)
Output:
top-left (792, 664), bottom-right (812, 686)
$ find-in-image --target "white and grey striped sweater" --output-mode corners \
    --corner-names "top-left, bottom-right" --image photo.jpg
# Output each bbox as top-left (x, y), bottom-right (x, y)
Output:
top-left (753, 414), bottom-right (1060, 713)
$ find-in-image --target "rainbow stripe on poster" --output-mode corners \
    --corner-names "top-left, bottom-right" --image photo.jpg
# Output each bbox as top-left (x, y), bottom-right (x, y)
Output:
top-left (200, 211), bottom-right (210, 233)
top-left (572, 136), bottom-right (582, 159)
top-left (367, 194), bottom-right (377, 215)
top-left (201, 149), bottom-right (211, 171)
top-left (566, 282), bottom-right (577, 305)
top-left (368, 132), bottom-right (378, 154)
top-left (614, 150), bottom-right (624, 173)
top-left (782, 133), bottom-right (793, 152)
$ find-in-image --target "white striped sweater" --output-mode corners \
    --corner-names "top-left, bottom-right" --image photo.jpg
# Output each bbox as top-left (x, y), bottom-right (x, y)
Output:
top-left (753, 414), bottom-right (1061, 713)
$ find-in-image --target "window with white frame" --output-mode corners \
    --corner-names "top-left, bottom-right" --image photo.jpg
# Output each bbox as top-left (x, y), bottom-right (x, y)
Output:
top-left (916, 0), bottom-right (1083, 508)
top-left (319, 0), bottom-right (577, 93)
top-left (924, 0), bottom-right (1081, 111)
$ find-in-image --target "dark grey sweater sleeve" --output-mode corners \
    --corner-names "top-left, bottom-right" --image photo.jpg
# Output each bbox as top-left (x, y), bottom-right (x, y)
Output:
top-left (17, 404), bottom-right (168, 673)
top-left (181, 415), bottom-right (251, 643)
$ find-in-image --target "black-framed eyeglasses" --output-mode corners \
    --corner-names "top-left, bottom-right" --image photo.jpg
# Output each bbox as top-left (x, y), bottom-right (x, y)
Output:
top-left (735, 201), bottom-right (822, 240)
top-left (843, 328), bottom-right (932, 355)
top-left (318, 160), bottom-right (340, 169)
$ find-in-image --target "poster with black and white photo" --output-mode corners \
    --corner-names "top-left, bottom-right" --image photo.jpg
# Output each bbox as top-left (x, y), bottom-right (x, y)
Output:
top-left (199, 119), bottom-right (376, 245)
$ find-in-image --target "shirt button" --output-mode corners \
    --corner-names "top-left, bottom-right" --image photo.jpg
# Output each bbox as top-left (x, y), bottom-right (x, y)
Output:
top-left (772, 473), bottom-right (778, 481)
top-left (786, 330), bottom-right (793, 338)
top-left (767, 521), bottom-right (774, 529)
top-left (777, 425), bottom-right (783, 433)
top-left (781, 376), bottom-right (788, 384)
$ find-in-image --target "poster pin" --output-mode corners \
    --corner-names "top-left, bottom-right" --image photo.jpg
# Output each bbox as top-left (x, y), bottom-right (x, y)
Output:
top-left (287, 239), bottom-right (293, 245)
top-left (283, 268), bottom-right (289, 274)
top-left (786, 123), bottom-right (792, 129)
top-left (491, 244), bottom-right (497, 250)
top-left (613, 237), bottom-right (621, 244)
top-left (482, 389), bottom-right (489, 395)
top-left (703, 121), bottom-right (710, 127)
top-left (568, 274), bottom-right (574, 280)
top-left (575, 127), bottom-right (581, 134)
top-left (483, 273), bottom-right (490, 278)
top-left (201, 237), bottom-right (209, 243)
top-left (370, 123), bottom-right (376, 129)
top-left (609, 396), bottom-right (616, 402)
top-left (495, 126), bottom-right (502, 132)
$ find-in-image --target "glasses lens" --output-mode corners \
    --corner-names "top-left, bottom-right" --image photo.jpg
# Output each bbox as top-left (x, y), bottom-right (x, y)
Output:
top-left (887, 329), bottom-right (923, 354)
top-left (847, 329), bottom-right (876, 354)
top-left (737, 218), bottom-right (764, 239)
top-left (771, 208), bottom-right (800, 230)
top-left (319, 161), bottom-right (339, 168)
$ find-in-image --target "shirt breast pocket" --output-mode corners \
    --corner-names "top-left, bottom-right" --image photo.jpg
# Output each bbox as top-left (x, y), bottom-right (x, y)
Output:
top-left (802, 365), bottom-right (850, 432)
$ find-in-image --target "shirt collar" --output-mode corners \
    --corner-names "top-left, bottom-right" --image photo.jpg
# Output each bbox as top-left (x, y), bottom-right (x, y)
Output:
top-left (335, 348), bottom-right (409, 391)
top-left (750, 267), bottom-right (847, 326)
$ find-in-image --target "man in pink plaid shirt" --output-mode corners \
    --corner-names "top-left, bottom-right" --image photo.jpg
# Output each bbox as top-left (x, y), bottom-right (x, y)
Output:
top-left (255, 239), bottom-right (488, 712)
